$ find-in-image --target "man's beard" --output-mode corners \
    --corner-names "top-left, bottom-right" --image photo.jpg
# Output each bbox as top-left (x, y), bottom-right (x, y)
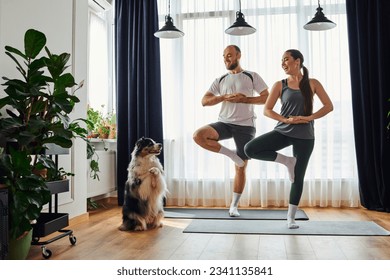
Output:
top-left (227, 61), bottom-right (238, 70)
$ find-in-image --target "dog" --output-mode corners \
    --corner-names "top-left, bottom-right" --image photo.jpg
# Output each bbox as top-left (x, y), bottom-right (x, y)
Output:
top-left (119, 137), bottom-right (167, 231)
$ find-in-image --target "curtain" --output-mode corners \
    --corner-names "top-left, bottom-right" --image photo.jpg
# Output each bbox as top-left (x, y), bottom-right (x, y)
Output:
top-left (115, 0), bottom-right (163, 205)
top-left (346, 0), bottom-right (390, 212)
top-left (159, 0), bottom-right (359, 208)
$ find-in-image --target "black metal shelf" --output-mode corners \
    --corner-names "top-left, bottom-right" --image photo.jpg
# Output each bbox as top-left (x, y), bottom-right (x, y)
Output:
top-left (31, 156), bottom-right (77, 259)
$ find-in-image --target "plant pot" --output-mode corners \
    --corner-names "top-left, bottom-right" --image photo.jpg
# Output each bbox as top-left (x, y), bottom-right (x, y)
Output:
top-left (7, 229), bottom-right (32, 260)
top-left (33, 168), bottom-right (48, 179)
top-left (108, 124), bottom-right (116, 139)
top-left (98, 126), bottom-right (110, 139)
top-left (46, 179), bottom-right (69, 194)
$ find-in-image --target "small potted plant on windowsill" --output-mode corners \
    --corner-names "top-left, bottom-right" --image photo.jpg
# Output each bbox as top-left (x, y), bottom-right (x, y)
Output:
top-left (0, 29), bottom-right (99, 259)
top-left (86, 106), bottom-right (101, 138)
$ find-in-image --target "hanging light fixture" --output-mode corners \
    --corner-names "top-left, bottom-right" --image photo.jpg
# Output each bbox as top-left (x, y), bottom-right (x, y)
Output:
top-left (304, 0), bottom-right (336, 31)
top-left (154, 0), bottom-right (184, 39)
top-left (225, 0), bottom-right (256, 36)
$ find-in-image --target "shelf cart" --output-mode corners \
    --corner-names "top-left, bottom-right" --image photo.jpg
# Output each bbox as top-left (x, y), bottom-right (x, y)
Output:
top-left (31, 144), bottom-right (77, 259)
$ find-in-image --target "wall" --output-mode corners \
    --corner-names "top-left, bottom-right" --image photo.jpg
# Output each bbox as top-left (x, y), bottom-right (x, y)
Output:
top-left (87, 140), bottom-right (117, 198)
top-left (0, 0), bottom-right (89, 219)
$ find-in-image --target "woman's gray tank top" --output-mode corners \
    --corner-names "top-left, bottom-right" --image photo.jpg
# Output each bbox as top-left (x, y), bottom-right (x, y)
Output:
top-left (274, 79), bottom-right (314, 139)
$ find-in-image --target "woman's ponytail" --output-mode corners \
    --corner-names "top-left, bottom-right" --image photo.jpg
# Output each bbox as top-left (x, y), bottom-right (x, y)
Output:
top-left (300, 65), bottom-right (313, 115)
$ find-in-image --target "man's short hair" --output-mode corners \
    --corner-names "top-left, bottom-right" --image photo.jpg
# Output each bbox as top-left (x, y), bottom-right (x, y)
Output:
top-left (227, 44), bottom-right (241, 54)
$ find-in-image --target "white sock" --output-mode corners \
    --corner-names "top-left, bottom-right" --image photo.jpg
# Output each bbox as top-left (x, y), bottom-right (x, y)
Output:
top-left (287, 204), bottom-right (299, 229)
top-left (275, 153), bottom-right (297, 182)
top-left (229, 192), bottom-right (241, 217)
top-left (219, 146), bottom-right (245, 167)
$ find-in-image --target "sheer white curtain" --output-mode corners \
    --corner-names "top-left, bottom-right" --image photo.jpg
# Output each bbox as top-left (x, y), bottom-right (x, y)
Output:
top-left (88, 7), bottom-right (115, 115)
top-left (158, 0), bottom-right (359, 208)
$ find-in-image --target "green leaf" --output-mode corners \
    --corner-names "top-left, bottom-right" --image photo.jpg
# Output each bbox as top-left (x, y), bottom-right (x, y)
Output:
top-left (52, 94), bottom-right (75, 114)
top-left (4, 51), bottom-right (27, 77)
top-left (87, 142), bottom-right (96, 159)
top-left (0, 117), bottom-right (23, 132)
top-left (5, 45), bottom-right (27, 60)
top-left (29, 56), bottom-right (47, 72)
top-left (9, 149), bottom-right (32, 176)
top-left (54, 113), bottom-right (71, 128)
top-left (56, 73), bottom-right (76, 90)
top-left (24, 29), bottom-right (46, 59)
top-left (44, 51), bottom-right (71, 79)
top-left (42, 135), bottom-right (73, 148)
top-left (2, 78), bottom-right (28, 91)
top-left (0, 96), bottom-right (11, 110)
top-left (36, 156), bottom-right (56, 170)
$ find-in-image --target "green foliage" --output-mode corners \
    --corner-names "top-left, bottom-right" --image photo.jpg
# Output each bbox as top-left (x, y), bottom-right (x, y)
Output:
top-left (86, 105), bottom-right (116, 138)
top-left (0, 29), bottom-right (99, 239)
top-left (0, 148), bottom-right (51, 238)
top-left (86, 106), bottom-right (101, 133)
top-left (87, 197), bottom-right (100, 210)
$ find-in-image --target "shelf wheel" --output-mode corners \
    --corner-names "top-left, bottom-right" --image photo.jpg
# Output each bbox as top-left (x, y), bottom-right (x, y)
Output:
top-left (69, 235), bottom-right (77, 245)
top-left (42, 246), bottom-right (52, 259)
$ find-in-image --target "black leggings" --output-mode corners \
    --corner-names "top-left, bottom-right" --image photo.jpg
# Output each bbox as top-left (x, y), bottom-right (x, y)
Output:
top-left (244, 130), bottom-right (314, 205)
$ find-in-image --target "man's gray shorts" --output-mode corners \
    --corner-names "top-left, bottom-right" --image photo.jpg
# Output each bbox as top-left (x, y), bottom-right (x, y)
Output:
top-left (209, 122), bottom-right (256, 160)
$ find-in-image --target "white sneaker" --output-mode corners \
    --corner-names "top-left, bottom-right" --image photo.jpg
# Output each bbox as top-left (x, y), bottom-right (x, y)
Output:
top-left (229, 207), bottom-right (240, 217)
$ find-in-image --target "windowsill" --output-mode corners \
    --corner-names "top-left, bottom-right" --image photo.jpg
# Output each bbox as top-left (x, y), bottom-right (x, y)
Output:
top-left (88, 138), bottom-right (117, 143)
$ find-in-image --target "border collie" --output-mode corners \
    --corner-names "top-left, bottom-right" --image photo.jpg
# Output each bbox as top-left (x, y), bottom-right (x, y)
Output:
top-left (119, 137), bottom-right (167, 231)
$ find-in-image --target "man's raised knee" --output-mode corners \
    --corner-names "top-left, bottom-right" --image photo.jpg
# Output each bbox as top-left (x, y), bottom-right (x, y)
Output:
top-left (193, 130), bottom-right (202, 144)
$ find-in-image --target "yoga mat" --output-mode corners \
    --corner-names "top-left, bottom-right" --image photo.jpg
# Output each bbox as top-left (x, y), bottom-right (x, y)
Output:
top-left (164, 208), bottom-right (309, 220)
top-left (183, 220), bottom-right (390, 236)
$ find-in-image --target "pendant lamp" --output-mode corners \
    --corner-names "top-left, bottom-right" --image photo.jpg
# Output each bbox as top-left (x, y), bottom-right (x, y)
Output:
top-left (154, 0), bottom-right (184, 39)
top-left (304, 0), bottom-right (336, 31)
top-left (225, 0), bottom-right (256, 36)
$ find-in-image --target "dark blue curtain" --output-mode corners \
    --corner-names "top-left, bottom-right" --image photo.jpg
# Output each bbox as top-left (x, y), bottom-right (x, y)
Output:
top-left (115, 0), bottom-right (163, 205)
top-left (346, 0), bottom-right (390, 212)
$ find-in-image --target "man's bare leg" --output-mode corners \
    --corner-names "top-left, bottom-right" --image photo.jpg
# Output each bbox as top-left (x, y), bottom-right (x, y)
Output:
top-left (193, 125), bottom-right (244, 167)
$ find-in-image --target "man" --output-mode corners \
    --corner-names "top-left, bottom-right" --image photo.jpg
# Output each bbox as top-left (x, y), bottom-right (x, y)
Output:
top-left (193, 45), bottom-right (269, 217)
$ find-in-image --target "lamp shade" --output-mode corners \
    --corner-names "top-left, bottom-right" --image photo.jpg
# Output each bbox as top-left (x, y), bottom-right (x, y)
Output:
top-left (154, 15), bottom-right (184, 39)
top-left (225, 11), bottom-right (256, 36)
top-left (304, 5), bottom-right (336, 31)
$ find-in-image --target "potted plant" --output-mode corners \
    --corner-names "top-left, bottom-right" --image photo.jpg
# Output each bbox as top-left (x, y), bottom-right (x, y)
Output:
top-left (0, 29), bottom-right (98, 258)
top-left (106, 110), bottom-right (117, 139)
top-left (86, 106), bottom-right (101, 138)
top-left (87, 105), bottom-right (116, 139)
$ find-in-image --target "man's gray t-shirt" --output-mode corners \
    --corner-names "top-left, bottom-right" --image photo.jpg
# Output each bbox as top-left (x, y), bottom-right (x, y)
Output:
top-left (208, 71), bottom-right (268, 127)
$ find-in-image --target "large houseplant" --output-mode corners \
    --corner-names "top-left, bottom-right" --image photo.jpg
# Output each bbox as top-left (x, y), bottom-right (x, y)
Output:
top-left (0, 29), bottom-right (97, 243)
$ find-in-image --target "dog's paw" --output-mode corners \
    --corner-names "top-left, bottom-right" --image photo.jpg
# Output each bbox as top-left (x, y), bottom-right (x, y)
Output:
top-left (118, 224), bottom-right (127, 231)
top-left (134, 225), bottom-right (147, 231)
top-left (149, 167), bottom-right (160, 175)
top-left (147, 222), bottom-right (163, 229)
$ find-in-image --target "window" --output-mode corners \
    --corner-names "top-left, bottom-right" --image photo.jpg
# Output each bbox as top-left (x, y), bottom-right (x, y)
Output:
top-left (87, 0), bottom-right (115, 116)
top-left (158, 0), bottom-right (358, 207)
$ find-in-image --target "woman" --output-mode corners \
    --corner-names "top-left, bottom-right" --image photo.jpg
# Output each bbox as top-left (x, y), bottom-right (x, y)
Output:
top-left (244, 49), bottom-right (333, 229)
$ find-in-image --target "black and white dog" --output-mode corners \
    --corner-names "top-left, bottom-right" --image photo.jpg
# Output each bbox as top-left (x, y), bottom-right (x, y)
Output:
top-left (119, 137), bottom-right (167, 231)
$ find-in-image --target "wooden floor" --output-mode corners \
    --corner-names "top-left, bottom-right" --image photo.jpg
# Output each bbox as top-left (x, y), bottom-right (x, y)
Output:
top-left (26, 198), bottom-right (390, 260)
